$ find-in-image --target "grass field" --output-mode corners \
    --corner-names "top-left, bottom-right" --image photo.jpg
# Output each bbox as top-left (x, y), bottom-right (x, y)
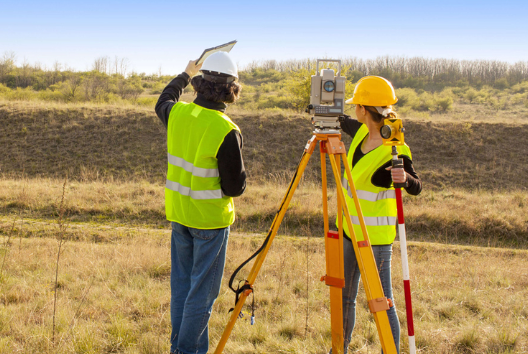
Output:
top-left (1, 100), bottom-right (528, 353)
top-left (1, 218), bottom-right (527, 353)
top-left (1, 178), bottom-right (527, 248)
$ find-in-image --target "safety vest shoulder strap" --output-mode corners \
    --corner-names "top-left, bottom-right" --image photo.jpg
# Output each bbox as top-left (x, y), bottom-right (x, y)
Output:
top-left (350, 124), bottom-right (369, 152)
top-left (171, 101), bottom-right (239, 131)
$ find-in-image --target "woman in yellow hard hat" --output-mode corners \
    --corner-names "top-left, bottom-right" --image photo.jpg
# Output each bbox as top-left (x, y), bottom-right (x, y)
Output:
top-left (335, 76), bottom-right (422, 354)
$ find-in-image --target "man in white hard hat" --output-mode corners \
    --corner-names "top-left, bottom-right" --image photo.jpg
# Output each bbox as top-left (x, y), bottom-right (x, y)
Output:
top-left (155, 52), bottom-right (245, 354)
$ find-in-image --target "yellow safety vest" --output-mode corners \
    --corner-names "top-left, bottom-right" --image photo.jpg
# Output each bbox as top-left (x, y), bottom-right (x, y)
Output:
top-left (339, 124), bottom-right (412, 245)
top-left (165, 102), bottom-right (240, 229)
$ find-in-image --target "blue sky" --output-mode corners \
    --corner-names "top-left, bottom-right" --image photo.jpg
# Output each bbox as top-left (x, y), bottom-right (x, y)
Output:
top-left (1, 0), bottom-right (527, 75)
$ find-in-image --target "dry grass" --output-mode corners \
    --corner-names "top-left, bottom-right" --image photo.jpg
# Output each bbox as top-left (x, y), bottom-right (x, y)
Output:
top-left (0, 221), bottom-right (527, 353)
top-left (1, 178), bottom-right (527, 248)
top-left (414, 102), bottom-right (528, 124)
top-left (1, 100), bottom-right (528, 353)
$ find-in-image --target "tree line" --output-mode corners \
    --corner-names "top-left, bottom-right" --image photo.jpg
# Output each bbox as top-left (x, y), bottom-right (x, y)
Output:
top-left (242, 56), bottom-right (528, 90)
top-left (1, 51), bottom-right (528, 106)
top-left (0, 53), bottom-right (151, 103)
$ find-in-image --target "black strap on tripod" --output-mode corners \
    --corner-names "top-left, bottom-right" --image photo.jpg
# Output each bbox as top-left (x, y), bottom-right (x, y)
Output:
top-left (228, 280), bottom-right (253, 313)
top-left (227, 150), bottom-right (308, 314)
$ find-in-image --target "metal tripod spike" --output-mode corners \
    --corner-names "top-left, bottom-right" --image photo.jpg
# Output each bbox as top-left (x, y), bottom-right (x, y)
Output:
top-left (214, 129), bottom-right (397, 354)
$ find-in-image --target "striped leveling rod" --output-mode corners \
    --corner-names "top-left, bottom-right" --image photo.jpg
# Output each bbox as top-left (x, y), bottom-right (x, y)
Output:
top-left (392, 150), bottom-right (416, 354)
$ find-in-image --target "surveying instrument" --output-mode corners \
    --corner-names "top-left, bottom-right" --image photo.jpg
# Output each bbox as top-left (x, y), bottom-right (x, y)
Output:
top-left (214, 60), bottom-right (398, 354)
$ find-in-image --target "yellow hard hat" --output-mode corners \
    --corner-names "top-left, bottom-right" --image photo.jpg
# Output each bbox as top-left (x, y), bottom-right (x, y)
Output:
top-left (346, 76), bottom-right (398, 106)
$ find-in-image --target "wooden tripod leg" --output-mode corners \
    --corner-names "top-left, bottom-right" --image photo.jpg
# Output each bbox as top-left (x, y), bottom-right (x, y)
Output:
top-left (320, 142), bottom-right (345, 354)
top-left (214, 137), bottom-right (317, 354)
top-left (325, 139), bottom-right (397, 354)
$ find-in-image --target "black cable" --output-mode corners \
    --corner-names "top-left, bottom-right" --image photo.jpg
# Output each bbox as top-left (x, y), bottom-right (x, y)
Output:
top-left (227, 148), bottom-right (309, 303)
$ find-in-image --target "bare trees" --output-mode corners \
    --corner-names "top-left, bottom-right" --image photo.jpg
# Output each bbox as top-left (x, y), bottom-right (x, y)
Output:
top-left (241, 56), bottom-right (528, 88)
top-left (92, 56), bottom-right (109, 74)
top-left (114, 56), bottom-right (129, 77)
top-left (93, 56), bottom-right (129, 77)
top-left (0, 52), bottom-right (16, 83)
top-left (59, 76), bottom-right (83, 101)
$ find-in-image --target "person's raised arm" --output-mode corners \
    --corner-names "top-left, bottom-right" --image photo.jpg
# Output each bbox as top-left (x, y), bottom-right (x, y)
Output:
top-left (155, 60), bottom-right (202, 127)
top-left (339, 114), bottom-right (363, 139)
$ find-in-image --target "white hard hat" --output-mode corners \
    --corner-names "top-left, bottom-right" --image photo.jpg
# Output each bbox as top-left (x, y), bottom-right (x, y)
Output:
top-left (201, 52), bottom-right (238, 78)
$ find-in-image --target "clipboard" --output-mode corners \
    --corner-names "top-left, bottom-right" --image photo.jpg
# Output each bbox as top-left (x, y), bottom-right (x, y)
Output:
top-left (196, 40), bottom-right (237, 65)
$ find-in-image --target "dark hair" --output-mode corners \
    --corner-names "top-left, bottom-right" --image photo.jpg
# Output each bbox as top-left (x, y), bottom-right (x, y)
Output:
top-left (362, 105), bottom-right (398, 124)
top-left (191, 75), bottom-right (241, 103)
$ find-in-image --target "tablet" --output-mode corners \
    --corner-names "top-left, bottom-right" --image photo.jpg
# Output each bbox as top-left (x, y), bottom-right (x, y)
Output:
top-left (196, 40), bottom-right (237, 65)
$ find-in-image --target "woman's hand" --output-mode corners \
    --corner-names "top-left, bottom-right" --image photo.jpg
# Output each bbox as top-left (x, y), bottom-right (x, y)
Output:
top-left (185, 60), bottom-right (202, 78)
top-left (386, 166), bottom-right (407, 184)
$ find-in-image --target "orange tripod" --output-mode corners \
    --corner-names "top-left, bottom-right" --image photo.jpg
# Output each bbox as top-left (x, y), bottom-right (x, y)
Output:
top-left (214, 130), bottom-right (398, 354)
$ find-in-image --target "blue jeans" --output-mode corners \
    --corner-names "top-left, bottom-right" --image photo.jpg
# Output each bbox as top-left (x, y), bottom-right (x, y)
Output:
top-left (170, 221), bottom-right (229, 354)
top-left (342, 239), bottom-right (400, 354)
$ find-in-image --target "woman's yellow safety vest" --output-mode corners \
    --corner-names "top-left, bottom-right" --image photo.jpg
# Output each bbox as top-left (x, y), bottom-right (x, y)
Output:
top-left (339, 124), bottom-right (412, 245)
top-left (165, 102), bottom-right (240, 229)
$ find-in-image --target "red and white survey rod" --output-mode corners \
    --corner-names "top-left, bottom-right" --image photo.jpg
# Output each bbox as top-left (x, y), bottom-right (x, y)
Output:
top-left (392, 148), bottom-right (416, 354)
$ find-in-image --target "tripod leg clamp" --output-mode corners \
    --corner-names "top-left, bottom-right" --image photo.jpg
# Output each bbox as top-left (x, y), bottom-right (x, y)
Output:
top-left (368, 297), bottom-right (393, 313)
top-left (320, 275), bottom-right (345, 288)
top-left (357, 240), bottom-right (370, 248)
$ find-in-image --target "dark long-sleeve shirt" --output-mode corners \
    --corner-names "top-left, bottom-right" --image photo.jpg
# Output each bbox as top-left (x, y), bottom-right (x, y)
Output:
top-left (155, 73), bottom-right (246, 197)
top-left (340, 117), bottom-right (422, 196)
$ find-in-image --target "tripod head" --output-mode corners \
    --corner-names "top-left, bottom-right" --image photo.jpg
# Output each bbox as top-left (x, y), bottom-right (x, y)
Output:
top-left (312, 125), bottom-right (341, 135)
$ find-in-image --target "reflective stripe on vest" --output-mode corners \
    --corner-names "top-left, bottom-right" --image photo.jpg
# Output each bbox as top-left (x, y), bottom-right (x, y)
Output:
top-left (343, 180), bottom-right (396, 202)
top-left (350, 215), bottom-right (397, 226)
top-left (168, 153), bottom-right (220, 178)
top-left (165, 180), bottom-right (223, 200)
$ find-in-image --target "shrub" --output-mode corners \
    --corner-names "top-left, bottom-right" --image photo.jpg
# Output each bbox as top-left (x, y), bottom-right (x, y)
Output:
top-left (451, 85), bottom-right (469, 96)
top-left (395, 88), bottom-right (420, 108)
top-left (135, 97), bottom-right (157, 107)
top-left (344, 69), bottom-right (364, 83)
top-left (489, 97), bottom-right (508, 110)
top-left (6, 87), bottom-right (36, 101)
top-left (510, 93), bottom-right (526, 105)
top-left (437, 96), bottom-right (454, 112)
top-left (0, 83), bottom-right (10, 94)
top-left (260, 83), bottom-right (275, 93)
top-left (241, 85), bottom-right (255, 93)
top-left (494, 77), bottom-right (509, 89)
top-left (118, 79), bottom-right (144, 99)
top-left (511, 81), bottom-right (528, 94)
top-left (439, 87), bottom-right (456, 99)
top-left (37, 89), bottom-right (64, 102)
top-left (283, 68), bottom-right (311, 111)
top-left (150, 82), bottom-right (166, 95)
top-left (105, 92), bottom-right (124, 104)
top-left (345, 81), bottom-right (356, 100)
top-left (418, 92), bottom-right (436, 111)
top-left (465, 88), bottom-right (478, 103)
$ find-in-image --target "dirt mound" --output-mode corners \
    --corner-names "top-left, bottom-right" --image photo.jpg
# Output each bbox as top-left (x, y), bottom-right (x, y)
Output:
top-left (1, 102), bottom-right (527, 191)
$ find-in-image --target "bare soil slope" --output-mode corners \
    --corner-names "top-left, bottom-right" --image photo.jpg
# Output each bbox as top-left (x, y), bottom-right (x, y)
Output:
top-left (1, 102), bottom-right (527, 191)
